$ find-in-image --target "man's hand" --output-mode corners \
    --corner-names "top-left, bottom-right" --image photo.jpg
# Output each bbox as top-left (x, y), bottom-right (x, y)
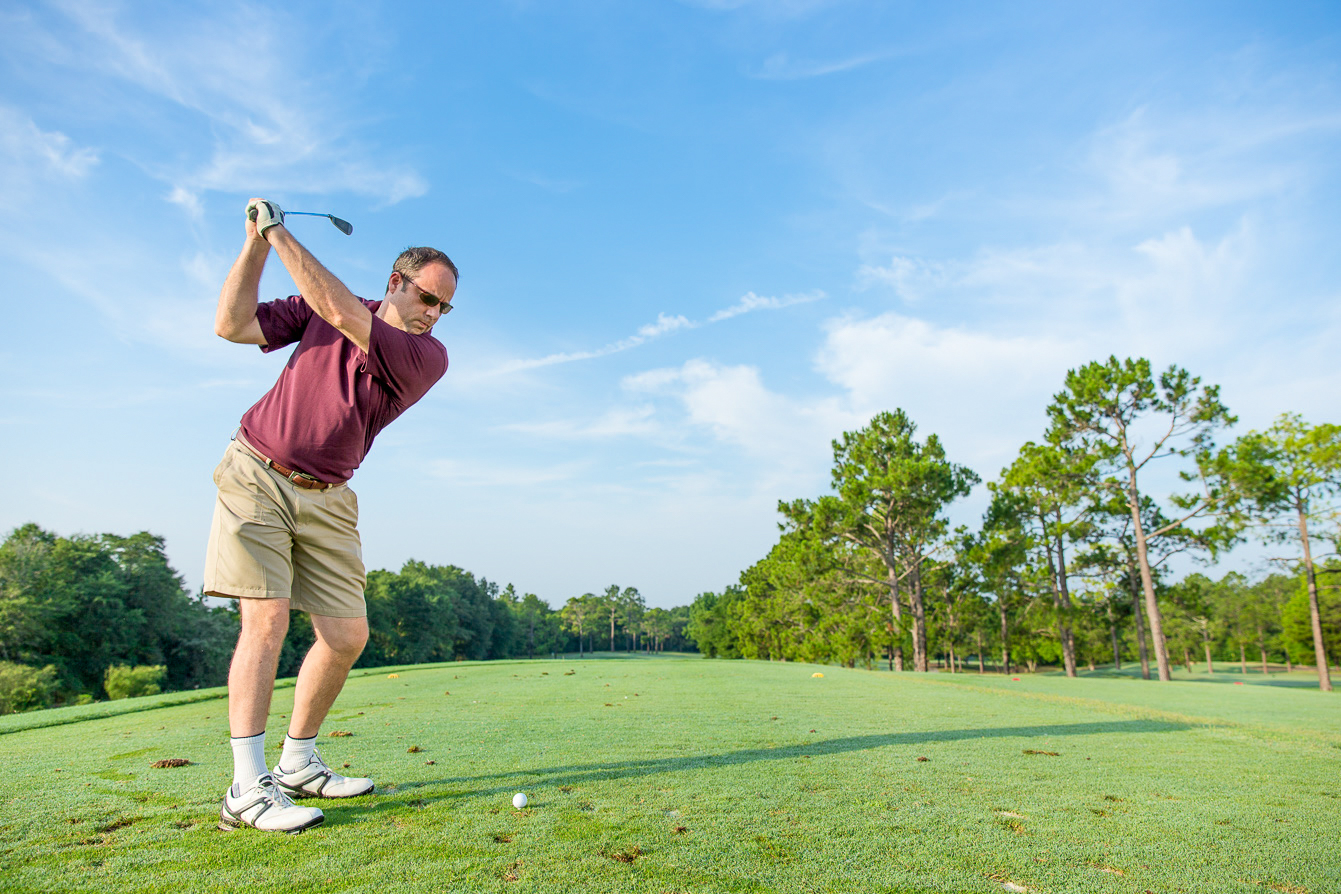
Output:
top-left (246, 199), bottom-right (285, 238)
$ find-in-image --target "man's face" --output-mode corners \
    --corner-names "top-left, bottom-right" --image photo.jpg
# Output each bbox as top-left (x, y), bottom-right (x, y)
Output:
top-left (390, 261), bottom-right (457, 334)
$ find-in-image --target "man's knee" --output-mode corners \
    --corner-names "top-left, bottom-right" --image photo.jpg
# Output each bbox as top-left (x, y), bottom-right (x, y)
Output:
top-left (315, 617), bottom-right (368, 660)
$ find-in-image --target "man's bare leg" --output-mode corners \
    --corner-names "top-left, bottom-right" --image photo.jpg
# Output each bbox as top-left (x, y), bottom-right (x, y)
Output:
top-left (228, 597), bottom-right (291, 736)
top-left (287, 615), bottom-right (369, 738)
top-left (271, 615), bottom-right (374, 798)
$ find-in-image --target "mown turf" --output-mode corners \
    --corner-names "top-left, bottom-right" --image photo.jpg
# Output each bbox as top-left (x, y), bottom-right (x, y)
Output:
top-left (2, 657), bottom-right (1338, 894)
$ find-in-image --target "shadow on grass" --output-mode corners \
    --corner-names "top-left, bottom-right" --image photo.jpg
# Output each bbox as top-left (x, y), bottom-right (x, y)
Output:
top-left (337, 719), bottom-right (1187, 822)
top-left (1070, 665), bottom-right (1329, 689)
top-left (1169, 677), bottom-right (1326, 689)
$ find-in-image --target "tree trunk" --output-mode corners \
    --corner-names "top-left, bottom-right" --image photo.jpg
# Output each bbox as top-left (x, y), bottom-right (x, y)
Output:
top-left (1257, 626), bottom-right (1268, 675)
top-left (1044, 509), bottom-right (1077, 677)
top-left (1127, 556), bottom-right (1151, 680)
top-left (1107, 600), bottom-right (1121, 670)
top-left (977, 630), bottom-right (986, 674)
top-left (999, 598), bottom-right (1011, 675)
top-left (1297, 501), bottom-right (1333, 691)
top-left (1202, 623), bottom-right (1214, 674)
top-left (1286, 653), bottom-right (1293, 673)
top-left (1183, 648), bottom-right (1192, 674)
top-left (911, 562), bottom-right (929, 672)
top-left (1127, 474), bottom-right (1172, 681)
top-left (888, 566), bottom-right (904, 672)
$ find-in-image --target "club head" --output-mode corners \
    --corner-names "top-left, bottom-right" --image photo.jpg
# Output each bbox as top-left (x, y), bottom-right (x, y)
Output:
top-left (283, 210), bottom-right (353, 236)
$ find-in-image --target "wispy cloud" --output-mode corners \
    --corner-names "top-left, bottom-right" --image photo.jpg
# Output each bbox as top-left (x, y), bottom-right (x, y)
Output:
top-left (680, 0), bottom-right (844, 19)
top-left (504, 168), bottom-right (584, 194)
top-left (708, 289), bottom-right (823, 321)
top-left (0, 106), bottom-right (98, 200)
top-left (750, 49), bottom-right (897, 80)
top-left (483, 290), bottom-right (825, 376)
top-left (503, 406), bottom-right (659, 440)
top-left (27, 2), bottom-right (426, 206)
top-left (427, 457), bottom-right (587, 488)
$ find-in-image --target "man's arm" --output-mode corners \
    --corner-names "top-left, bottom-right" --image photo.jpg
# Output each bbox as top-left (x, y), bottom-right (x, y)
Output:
top-left (262, 218), bottom-right (373, 354)
top-left (215, 212), bottom-right (269, 345)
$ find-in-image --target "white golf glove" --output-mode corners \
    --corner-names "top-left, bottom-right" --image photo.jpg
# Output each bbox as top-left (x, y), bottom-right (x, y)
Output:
top-left (246, 199), bottom-right (285, 237)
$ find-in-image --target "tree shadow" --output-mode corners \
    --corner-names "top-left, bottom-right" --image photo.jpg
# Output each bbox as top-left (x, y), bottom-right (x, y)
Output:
top-left (1171, 676), bottom-right (1326, 689)
top-left (327, 719), bottom-right (1187, 823)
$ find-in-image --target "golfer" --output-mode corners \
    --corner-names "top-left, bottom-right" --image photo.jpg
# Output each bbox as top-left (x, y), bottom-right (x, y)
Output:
top-left (206, 198), bottom-right (456, 834)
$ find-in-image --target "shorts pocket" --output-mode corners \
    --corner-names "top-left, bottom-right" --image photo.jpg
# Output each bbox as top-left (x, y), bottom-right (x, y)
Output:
top-left (216, 451), bottom-right (278, 525)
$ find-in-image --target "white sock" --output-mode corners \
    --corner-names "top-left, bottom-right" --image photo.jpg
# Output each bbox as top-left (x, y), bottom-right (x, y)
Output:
top-left (279, 734), bottom-right (318, 774)
top-left (230, 732), bottom-right (268, 791)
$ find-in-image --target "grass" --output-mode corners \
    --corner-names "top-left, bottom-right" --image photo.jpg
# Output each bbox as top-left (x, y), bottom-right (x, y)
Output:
top-left (2, 657), bottom-right (1338, 894)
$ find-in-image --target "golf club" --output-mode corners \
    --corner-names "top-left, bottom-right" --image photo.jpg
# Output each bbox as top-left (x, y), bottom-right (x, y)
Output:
top-left (284, 211), bottom-right (354, 236)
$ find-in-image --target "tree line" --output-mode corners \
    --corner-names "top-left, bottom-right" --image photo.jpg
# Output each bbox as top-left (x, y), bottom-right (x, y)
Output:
top-left (0, 523), bottom-right (694, 714)
top-left (687, 357), bottom-right (1340, 691)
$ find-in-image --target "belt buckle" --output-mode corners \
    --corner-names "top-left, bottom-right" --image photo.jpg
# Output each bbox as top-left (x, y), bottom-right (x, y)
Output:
top-left (289, 470), bottom-right (321, 489)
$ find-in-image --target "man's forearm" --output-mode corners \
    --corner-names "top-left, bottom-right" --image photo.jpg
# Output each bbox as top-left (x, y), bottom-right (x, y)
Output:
top-left (265, 227), bottom-right (372, 352)
top-left (216, 239), bottom-right (270, 343)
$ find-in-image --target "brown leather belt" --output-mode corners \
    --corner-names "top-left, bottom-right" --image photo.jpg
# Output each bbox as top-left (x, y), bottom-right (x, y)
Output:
top-left (235, 437), bottom-right (337, 491)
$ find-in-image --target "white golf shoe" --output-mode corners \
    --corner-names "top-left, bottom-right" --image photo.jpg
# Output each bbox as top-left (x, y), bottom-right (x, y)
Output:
top-left (273, 749), bottom-right (375, 799)
top-left (218, 774), bottom-right (325, 834)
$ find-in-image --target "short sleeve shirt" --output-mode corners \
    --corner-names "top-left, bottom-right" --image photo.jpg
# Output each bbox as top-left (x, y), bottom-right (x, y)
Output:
top-left (238, 296), bottom-right (447, 483)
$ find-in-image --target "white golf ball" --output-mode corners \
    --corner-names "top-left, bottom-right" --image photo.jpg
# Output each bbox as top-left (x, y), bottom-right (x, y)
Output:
top-left (512, 792), bottom-right (527, 809)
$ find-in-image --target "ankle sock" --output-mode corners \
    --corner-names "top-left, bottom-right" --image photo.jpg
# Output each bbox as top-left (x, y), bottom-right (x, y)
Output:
top-left (279, 734), bottom-right (318, 773)
top-left (230, 732), bottom-right (268, 790)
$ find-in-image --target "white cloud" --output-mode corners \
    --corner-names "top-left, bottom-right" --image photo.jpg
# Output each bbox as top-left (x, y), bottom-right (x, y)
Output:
top-left (813, 311), bottom-right (1086, 473)
top-left (623, 358), bottom-right (856, 480)
top-left (167, 186), bottom-right (203, 219)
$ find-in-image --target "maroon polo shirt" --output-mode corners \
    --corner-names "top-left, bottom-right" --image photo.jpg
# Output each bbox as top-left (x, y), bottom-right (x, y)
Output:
top-left (238, 296), bottom-right (447, 483)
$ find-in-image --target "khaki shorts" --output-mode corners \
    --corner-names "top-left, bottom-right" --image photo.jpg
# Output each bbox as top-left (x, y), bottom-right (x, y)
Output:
top-left (203, 439), bottom-right (367, 618)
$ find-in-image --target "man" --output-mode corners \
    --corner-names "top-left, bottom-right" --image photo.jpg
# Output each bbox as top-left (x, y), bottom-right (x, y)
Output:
top-left (206, 198), bottom-right (457, 834)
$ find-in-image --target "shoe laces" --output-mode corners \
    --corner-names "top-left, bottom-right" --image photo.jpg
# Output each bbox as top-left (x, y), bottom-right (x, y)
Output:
top-left (256, 773), bottom-right (296, 807)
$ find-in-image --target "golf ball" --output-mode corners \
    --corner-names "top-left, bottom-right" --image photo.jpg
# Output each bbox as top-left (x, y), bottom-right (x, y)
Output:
top-left (512, 792), bottom-right (527, 809)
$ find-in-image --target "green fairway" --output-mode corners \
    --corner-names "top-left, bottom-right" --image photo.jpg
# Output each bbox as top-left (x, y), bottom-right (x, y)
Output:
top-left (2, 657), bottom-right (1338, 894)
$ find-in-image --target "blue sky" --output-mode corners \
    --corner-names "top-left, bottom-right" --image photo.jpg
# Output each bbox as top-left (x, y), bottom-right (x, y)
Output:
top-left (2, 1), bottom-right (1339, 608)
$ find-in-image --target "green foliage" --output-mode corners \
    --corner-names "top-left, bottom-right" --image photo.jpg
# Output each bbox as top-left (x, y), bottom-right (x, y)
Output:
top-left (102, 664), bottom-right (165, 700)
top-left (687, 588), bottom-right (743, 658)
top-left (777, 410), bottom-right (979, 672)
top-left (1282, 569), bottom-right (1341, 667)
top-left (0, 524), bottom-right (237, 699)
top-left (0, 661), bottom-right (58, 714)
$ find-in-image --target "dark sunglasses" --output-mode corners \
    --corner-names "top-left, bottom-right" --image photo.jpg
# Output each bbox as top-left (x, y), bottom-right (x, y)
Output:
top-left (401, 273), bottom-right (453, 314)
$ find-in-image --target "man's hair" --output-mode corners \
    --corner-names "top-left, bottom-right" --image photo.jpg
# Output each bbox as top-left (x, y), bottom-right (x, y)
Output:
top-left (392, 246), bottom-right (459, 284)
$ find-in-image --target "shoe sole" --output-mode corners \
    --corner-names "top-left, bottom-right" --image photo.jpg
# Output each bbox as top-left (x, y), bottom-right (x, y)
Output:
top-left (218, 813), bottom-right (326, 835)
